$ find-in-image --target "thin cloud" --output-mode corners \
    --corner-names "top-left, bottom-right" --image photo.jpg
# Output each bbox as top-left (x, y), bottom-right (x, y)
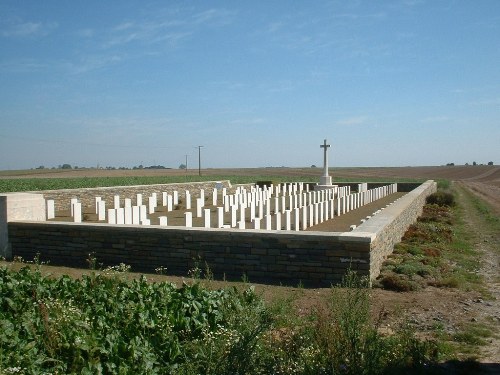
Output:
top-left (420, 116), bottom-right (450, 123)
top-left (1, 20), bottom-right (57, 38)
top-left (76, 28), bottom-right (95, 38)
top-left (65, 54), bottom-right (123, 74)
top-left (469, 97), bottom-right (500, 107)
top-left (335, 116), bottom-right (368, 126)
top-left (103, 7), bottom-right (234, 49)
top-left (0, 59), bottom-right (47, 73)
top-left (229, 118), bottom-right (267, 126)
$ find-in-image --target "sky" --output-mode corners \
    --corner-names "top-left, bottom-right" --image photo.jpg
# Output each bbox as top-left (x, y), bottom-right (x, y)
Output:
top-left (0, 0), bottom-right (499, 170)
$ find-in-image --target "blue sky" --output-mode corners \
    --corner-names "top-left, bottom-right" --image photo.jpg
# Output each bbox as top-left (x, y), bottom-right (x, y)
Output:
top-left (1, 1), bottom-right (499, 170)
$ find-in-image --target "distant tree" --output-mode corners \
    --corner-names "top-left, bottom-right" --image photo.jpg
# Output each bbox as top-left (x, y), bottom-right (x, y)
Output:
top-left (61, 164), bottom-right (72, 169)
top-left (146, 165), bottom-right (166, 169)
top-left (465, 163), bottom-right (469, 166)
top-left (446, 163), bottom-right (455, 166)
top-left (488, 161), bottom-right (494, 166)
top-left (473, 161), bottom-right (477, 166)
top-left (179, 164), bottom-right (187, 170)
top-left (36, 165), bottom-right (45, 169)
top-left (311, 164), bottom-right (317, 168)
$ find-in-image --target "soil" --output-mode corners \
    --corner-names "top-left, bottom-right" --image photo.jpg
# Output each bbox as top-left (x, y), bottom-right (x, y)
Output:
top-left (1, 165), bottom-right (499, 368)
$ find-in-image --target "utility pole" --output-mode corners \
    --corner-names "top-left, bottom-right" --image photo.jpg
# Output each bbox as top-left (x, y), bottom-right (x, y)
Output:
top-left (197, 146), bottom-right (203, 176)
top-left (185, 154), bottom-right (188, 171)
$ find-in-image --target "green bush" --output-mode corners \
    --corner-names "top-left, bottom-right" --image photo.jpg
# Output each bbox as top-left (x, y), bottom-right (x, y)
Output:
top-left (426, 191), bottom-right (455, 207)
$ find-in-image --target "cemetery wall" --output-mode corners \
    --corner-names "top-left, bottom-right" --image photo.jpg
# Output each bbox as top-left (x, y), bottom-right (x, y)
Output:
top-left (38, 180), bottom-right (233, 211)
top-left (8, 221), bottom-right (369, 286)
top-left (7, 181), bottom-right (435, 286)
top-left (353, 180), bottom-right (437, 279)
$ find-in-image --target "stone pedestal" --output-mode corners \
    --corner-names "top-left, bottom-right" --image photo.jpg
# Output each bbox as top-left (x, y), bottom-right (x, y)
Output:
top-left (0, 193), bottom-right (46, 258)
top-left (315, 183), bottom-right (338, 192)
top-left (320, 175), bottom-right (332, 186)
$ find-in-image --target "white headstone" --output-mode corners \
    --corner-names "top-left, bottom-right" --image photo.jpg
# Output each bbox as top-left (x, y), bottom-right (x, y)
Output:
top-left (204, 208), bottom-right (211, 228)
top-left (70, 198), bottom-right (78, 216)
top-left (73, 203), bottom-right (82, 223)
top-left (132, 206), bottom-right (140, 224)
top-left (114, 195), bottom-right (120, 209)
top-left (95, 197), bottom-right (101, 214)
top-left (116, 208), bottom-right (125, 224)
top-left (212, 189), bottom-right (218, 206)
top-left (265, 214), bottom-right (272, 230)
top-left (301, 206), bottom-right (308, 230)
top-left (253, 217), bottom-right (261, 230)
top-left (294, 208), bottom-right (300, 231)
top-left (148, 196), bottom-right (155, 214)
top-left (196, 198), bottom-right (203, 218)
top-left (239, 204), bottom-right (246, 224)
top-left (231, 206), bottom-right (238, 227)
top-left (46, 200), bottom-right (55, 220)
top-left (159, 216), bottom-right (168, 226)
top-left (139, 205), bottom-right (147, 222)
top-left (98, 200), bottom-right (106, 221)
top-left (124, 206), bottom-right (132, 224)
top-left (217, 207), bottom-right (224, 228)
top-left (107, 209), bottom-right (116, 224)
top-left (185, 212), bottom-right (193, 227)
top-left (275, 212), bottom-right (282, 231)
top-left (167, 195), bottom-right (173, 212)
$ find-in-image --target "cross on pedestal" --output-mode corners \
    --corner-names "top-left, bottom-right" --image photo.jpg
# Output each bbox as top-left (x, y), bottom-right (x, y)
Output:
top-left (319, 139), bottom-right (332, 186)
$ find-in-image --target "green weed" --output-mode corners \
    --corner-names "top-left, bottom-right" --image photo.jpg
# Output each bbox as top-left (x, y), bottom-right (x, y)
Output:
top-left (377, 187), bottom-right (483, 292)
top-left (0, 265), bottom-right (441, 374)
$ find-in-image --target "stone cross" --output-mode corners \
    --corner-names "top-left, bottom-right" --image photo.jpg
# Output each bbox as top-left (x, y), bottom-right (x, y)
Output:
top-left (319, 139), bottom-right (332, 186)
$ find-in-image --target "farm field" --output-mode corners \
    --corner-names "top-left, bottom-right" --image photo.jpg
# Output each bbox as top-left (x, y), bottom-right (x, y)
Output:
top-left (1, 165), bottom-right (499, 372)
top-left (1, 165), bottom-right (499, 208)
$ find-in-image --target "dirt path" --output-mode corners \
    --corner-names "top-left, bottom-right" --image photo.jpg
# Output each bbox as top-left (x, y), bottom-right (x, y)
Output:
top-left (460, 181), bottom-right (500, 213)
top-left (455, 182), bottom-right (500, 364)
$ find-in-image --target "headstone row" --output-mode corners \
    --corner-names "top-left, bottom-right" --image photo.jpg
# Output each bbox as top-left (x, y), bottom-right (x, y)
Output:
top-left (45, 183), bottom-right (397, 232)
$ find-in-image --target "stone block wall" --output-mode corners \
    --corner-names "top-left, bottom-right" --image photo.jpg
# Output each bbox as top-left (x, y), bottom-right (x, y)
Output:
top-left (353, 180), bottom-right (437, 279)
top-left (8, 222), bottom-right (371, 287)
